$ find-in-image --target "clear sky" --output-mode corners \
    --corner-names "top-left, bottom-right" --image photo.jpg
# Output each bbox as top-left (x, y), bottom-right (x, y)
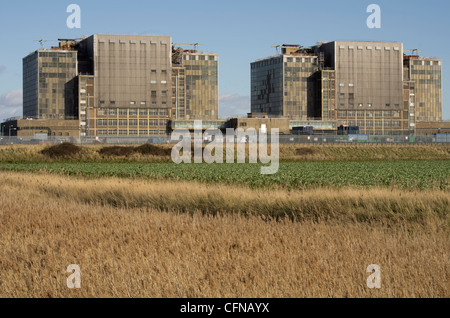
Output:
top-left (0, 0), bottom-right (449, 121)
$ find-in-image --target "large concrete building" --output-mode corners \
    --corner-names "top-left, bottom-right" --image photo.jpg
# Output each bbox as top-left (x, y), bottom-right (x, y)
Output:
top-left (251, 46), bottom-right (319, 120)
top-left (21, 34), bottom-right (219, 137)
top-left (404, 55), bottom-right (442, 122)
top-left (251, 41), bottom-right (443, 135)
top-left (23, 45), bottom-right (78, 120)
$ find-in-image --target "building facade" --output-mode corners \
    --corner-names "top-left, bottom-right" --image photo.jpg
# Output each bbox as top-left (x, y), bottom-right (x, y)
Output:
top-left (404, 56), bottom-right (442, 122)
top-left (172, 48), bottom-right (219, 121)
top-left (23, 49), bottom-right (78, 119)
top-left (22, 34), bottom-right (219, 138)
top-left (251, 41), bottom-right (443, 135)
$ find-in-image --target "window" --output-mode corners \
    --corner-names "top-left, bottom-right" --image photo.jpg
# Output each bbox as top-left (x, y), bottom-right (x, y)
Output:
top-left (151, 91), bottom-right (157, 97)
top-left (119, 119), bottom-right (128, 127)
top-left (139, 109), bottom-right (148, 116)
top-left (119, 109), bottom-right (127, 116)
top-left (129, 119), bottom-right (138, 126)
top-left (130, 101), bottom-right (136, 105)
top-left (368, 103), bottom-right (373, 108)
top-left (97, 108), bottom-right (107, 116)
top-left (129, 109), bottom-right (138, 116)
top-left (97, 119), bottom-right (108, 126)
top-left (141, 101), bottom-right (146, 106)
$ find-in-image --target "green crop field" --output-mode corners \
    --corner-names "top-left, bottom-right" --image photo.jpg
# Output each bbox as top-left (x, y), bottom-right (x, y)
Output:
top-left (0, 160), bottom-right (448, 190)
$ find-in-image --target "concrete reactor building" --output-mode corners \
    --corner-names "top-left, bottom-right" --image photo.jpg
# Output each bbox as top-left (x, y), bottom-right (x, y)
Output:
top-left (251, 41), bottom-right (443, 135)
top-left (19, 34), bottom-right (219, 138)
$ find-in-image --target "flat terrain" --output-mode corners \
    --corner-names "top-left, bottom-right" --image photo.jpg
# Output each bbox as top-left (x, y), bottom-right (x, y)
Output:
top-left (0, 144), bottom-right (448, 298)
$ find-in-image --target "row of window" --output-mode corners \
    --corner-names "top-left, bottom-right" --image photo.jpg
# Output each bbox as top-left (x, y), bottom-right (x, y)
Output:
top-left (96, 129), bottom-right (167, 136)
top-left (338, 110), bottom-right (402, 118)
top-left (99, 99), bottom-right (169, 106)
top-left (100, 39), bottom-right (168, 45)
top-left (97, 108), bottom-right (169, 116)
top-left (183, 55), bottom-right (217, 61)
top-left (39, 52), bottom-right (75, 58)
top-left (342, 120), bottom-right (402, 128)
top-left (412, 60), bottom-right (441, 66)
top-left (339, 45), bottom-right (400, 51)
top-left (97, 119), bottom-right (168, 127)
top-left (338, 103), bottom-right (401, 108)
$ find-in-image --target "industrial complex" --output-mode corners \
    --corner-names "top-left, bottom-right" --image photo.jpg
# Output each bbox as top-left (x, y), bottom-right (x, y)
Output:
top-left (1, 36), bottom-right (448, 141)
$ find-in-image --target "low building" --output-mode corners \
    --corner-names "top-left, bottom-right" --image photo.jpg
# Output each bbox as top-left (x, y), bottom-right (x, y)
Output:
top-left (1, 118), bottom-right (80, 138)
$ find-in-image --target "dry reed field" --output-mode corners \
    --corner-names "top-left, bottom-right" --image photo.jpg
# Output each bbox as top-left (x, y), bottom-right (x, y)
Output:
top-left (0, 171), bottom-right (448, 298)
top-left (0, 143), bottom-right (449, 162)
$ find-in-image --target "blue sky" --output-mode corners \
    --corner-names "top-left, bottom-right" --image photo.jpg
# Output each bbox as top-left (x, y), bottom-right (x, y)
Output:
top-left (0, 0), bottom-right (449, 121)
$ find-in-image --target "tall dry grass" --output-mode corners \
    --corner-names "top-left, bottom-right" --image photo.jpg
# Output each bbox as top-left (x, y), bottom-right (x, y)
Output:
top-left (0, 171), bottom-right (448, 298)
top-left (0, 144), bottom-right (449, 163)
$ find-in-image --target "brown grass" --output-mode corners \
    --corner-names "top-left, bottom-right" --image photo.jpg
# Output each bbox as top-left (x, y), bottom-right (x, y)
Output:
top-left (0, 144), bottom-right (448, 163)
top-left (99, 144), bottom-right (172, 157)
top-left (40, 143), bottom-right (82, 159)
top-left (0, 171), bottom-right (448, 298)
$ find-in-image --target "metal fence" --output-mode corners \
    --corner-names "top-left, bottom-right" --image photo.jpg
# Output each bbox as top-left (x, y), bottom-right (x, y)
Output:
top-left (1, 134), bottom-right (450, 145)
